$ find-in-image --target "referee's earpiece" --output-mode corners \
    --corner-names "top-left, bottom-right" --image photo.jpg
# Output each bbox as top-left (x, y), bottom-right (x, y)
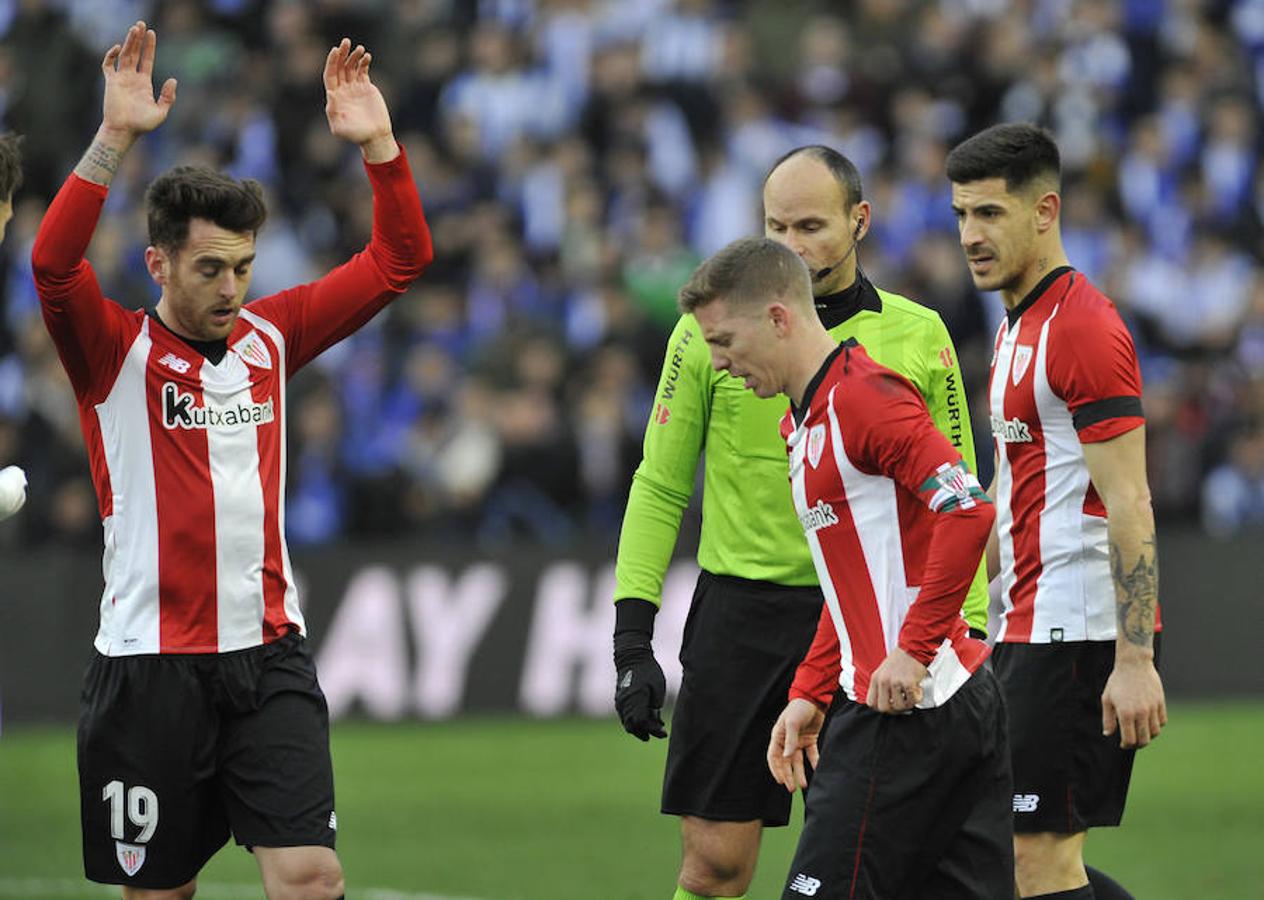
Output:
top-left (853, 218), bottom-right (864, 241)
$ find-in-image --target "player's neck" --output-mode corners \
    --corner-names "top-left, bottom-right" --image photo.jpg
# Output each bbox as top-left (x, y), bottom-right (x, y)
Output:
top-left (787, 330), bottom-right (841, 407)
top-left (1000, 249), bottom-right (1070, 310)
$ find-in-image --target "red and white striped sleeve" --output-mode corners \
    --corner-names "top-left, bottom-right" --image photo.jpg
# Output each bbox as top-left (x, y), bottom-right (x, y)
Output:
top-left (1047, 296), bottom-right (1144, 444)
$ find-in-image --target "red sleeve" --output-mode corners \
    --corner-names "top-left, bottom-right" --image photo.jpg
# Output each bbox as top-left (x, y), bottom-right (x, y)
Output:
top-left (31, 174), bottom-right (137, 404)
top-left (1047, 300), bottom-right (1144, 444)
top-left (845, 366), bottom-right (995, 665)
top-left (789, 601), bottom-right (840, 708)
top-left (247, 145), bottom-right (434, 376)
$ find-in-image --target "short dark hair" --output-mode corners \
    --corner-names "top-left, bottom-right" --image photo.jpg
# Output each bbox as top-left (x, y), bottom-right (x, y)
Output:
top-left (946, 123), bottom-right (1061, 194)
top-left (0, 133), bottom-right (23, 201)
top-left (765, 145), bottom-right (864, 209)
top-left (146, 166), bottom-right (267, 252)
top-left (678, 237), bottom-right (811, 314)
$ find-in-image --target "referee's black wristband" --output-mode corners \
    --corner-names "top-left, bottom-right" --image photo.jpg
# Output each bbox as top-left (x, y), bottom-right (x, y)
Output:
top-left (613, 598), bottom-right (658, 653)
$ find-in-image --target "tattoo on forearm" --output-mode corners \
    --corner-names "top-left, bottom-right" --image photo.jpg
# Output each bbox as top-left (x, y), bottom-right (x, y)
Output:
top-left (1110, 535), bottom-right (1158, 648)
top-left (74, 141), bottom-right (124, 185)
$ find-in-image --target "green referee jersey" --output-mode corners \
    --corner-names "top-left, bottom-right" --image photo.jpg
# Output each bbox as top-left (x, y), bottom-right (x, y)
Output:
top-left (614, 277), bottom-right (990, 633)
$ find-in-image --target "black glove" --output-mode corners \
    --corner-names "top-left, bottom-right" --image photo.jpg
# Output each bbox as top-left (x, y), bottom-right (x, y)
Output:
top-left (613, 598), bottom-right (667, 741)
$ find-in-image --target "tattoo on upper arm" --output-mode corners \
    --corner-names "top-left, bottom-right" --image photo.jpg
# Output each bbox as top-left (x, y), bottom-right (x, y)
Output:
top-left (1110, 535), bottom-right (1158, 648)
top-left (75, 142), bottom-right (124, 185)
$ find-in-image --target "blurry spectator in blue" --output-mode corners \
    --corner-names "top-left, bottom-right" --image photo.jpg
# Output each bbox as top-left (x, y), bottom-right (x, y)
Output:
top-left (1203, 423), bottom-right (1264, 536)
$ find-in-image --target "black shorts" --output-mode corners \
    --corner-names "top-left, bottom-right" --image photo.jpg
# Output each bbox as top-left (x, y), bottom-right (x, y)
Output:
top-left (662, 571), bottom-right (823, 826)
top-left (783, 668), bottom-right (1014, 900)
top-left (991, 636), bottom-right (1161, 834)
top-left (78, 632), bottom-right (336, 889)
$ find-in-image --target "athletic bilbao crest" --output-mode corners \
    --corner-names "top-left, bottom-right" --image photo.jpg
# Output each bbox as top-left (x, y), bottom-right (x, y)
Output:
top-left (807, 424), bottom-right (826, 469)
top-left (1011, 344), bottom-right (1033, 385)
top-left (232, 331), bottom-right (272, 370)
top-left (116, 841), bottom-right (146, 876)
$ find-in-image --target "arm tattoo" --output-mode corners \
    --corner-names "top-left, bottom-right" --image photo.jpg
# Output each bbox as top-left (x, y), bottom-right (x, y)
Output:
top-left (1110, 534), bottom-right (1158, 649)
top-left (74, 141), bottom-right (125, 186)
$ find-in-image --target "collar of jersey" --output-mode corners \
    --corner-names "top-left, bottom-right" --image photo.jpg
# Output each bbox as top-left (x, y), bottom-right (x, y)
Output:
top-left (1006, 265), bottom-right (1075, 325)
top-left (147, 308), bottom-right (230, 365)
top-left (814, 269), bottom-right (882, 329)
top-left (792, 338), bottom-right (858, 428)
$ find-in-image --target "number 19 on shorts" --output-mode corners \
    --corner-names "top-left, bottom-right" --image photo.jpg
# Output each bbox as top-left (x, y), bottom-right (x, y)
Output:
top-left (103, 780), bottom-right (159, 843)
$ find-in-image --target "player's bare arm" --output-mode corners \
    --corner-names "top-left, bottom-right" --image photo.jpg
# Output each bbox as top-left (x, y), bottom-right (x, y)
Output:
top-left (75, 21), bottom-right (177, 187)
top-left (767, 698), bottom-right (823, 793)
top-left (1083, 427), bottom-right (1167, 749)
top-left (322, 38), bottom-right (397, 163)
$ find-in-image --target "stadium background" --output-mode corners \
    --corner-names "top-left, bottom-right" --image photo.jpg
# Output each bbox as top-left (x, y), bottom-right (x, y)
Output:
top-left (0, 0), bottom-right (1260, 897)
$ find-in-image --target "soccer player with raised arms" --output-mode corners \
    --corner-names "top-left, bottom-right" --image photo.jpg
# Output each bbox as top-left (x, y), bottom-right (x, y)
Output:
top-left (947, 123), bottom-right (1165, 900)
top-left (32, 21), bottom-right (431, 898)
top-left (611, 145), bottom-right (989, 900)
top-left (677, 235), bottom-right (1013, 899)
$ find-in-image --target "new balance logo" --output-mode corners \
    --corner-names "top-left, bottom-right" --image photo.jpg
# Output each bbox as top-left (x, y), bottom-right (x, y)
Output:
top-left (328, 811), bottom-right (338, 830)
top-left (1013, 793), bottom-right (1040, 813)
top-left (157, 352), bottom-right (191, 374)
top-left (789, 873), bottom-right (822, 896)
top-left (798, 499), bottom-right (838, 533)
top-left (991, 415), bottom-right (1033, 443)
top-left (162, 382), bottom-right (275, 430)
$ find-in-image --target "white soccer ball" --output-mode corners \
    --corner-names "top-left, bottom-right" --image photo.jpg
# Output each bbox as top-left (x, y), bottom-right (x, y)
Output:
top-left (0, 465), bottom-right (27, 520)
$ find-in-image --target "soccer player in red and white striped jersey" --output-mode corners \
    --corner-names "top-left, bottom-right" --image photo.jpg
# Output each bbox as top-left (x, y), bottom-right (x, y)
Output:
top-left (679, 236), bottom-right (1013, 900)
top-left (32, 22), bottom-right (432, 898)
top-left (948, 123), bottom-right (1165, 900)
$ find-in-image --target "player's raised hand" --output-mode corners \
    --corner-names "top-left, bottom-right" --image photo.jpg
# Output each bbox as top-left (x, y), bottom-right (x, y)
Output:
top-left (767, 699), bottom-right (823, 792)
top-left (100, 21), bottom-right (177, 138)
top-left (323, 38), bottom-right (396, 162)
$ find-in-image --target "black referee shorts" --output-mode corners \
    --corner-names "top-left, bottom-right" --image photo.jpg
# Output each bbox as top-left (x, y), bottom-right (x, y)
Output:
top-left (992, 636), bottom-right (1161, 834)
top-left (662, 570), bottom-right (823, 826)
top-left (77, 632), bottom-right (336, 889)
top-left (782, 667), bottom-right (1014, 900)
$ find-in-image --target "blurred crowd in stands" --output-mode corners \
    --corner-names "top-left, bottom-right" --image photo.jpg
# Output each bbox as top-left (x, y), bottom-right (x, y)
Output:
top-left (1, 0), bottom-right (1262, 550)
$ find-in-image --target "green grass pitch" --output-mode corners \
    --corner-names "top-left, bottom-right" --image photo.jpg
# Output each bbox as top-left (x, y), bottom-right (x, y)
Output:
top-left (1, 700), bottom-right (1260, 899)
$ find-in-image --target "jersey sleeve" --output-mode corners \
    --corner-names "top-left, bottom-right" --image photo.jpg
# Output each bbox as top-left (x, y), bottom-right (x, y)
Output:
top-left (246, 146), bottom-right (433, 376)
top-left (844, 366), bottom-right (994, 664)
top-left (613, 316), bottom-right (712, 606)
top-left (919, 315), bottom-right (989, 632)
top-left (789, 601), bottom-right (840, 708)
top-left (31, 174), bottom-right (137, 405)
top-left (1047, 301), bottom-right (1144, 444)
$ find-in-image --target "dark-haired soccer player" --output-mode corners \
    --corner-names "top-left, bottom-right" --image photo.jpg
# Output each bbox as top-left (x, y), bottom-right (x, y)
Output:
top-left (947, 122), bottom-right (1165, 900)
top-left (611, 145), bottom-right (988, 900)
top-left (676, 235), bottom-right (1011, 899)
top-left (31, 22), bottom-right (431, 898)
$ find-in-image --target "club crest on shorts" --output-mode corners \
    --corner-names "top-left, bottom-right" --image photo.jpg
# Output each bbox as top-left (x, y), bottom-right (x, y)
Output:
top-left (116, 841), bottom-right (146, 877)
top-left (807, 424), bottom-right (826, 469)
top-left (1011, 344), bottom-right (1033, 385)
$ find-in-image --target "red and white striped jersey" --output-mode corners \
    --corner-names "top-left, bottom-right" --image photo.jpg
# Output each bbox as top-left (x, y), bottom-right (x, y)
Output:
top-left (782, 342), bottom-right (993, 709)
top-left (988, 266), bottom-right (1159, 644)
top-left (32, 152), bottom-right (432, 656)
